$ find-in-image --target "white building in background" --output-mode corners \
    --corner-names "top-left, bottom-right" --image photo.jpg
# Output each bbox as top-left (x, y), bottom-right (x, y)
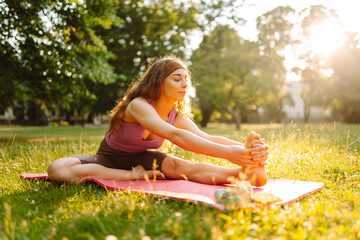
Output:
top-left (283, 81), bottom-right (331, 121)
top-left (0, 108), bottom-right (15, 123)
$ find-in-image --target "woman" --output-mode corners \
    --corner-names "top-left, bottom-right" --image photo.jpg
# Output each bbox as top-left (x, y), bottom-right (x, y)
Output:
top-left (47, 56), bottom-right (269, 186)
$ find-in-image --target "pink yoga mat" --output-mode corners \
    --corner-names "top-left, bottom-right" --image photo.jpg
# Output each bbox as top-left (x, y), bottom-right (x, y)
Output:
top-left (20, 173), bottom-right (324, 211)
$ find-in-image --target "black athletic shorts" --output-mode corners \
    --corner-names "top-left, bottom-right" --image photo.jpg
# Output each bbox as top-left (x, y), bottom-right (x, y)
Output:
top-left (72, 139), bottom-right (167, 171)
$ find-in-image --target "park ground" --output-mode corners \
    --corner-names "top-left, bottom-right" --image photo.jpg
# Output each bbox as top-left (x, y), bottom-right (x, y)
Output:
top-left (0, 123), bottom-right (359, 239)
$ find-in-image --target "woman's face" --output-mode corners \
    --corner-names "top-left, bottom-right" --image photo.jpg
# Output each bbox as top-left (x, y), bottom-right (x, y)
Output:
top-left (161, 68), bottom-right (189, 102)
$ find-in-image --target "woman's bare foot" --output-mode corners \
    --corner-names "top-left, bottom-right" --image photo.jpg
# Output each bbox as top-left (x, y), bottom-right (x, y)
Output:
top-left (244, 131), bottom-right (268, 187)
top-left (247, 167), bottom-right (268, 187)
top-left (245, 131), bottom-right (260, 148)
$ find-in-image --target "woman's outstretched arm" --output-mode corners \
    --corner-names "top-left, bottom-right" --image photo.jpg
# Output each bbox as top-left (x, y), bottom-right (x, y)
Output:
top-left (174, 115), bottom-right (264, 146)
top-left (127, 98), bottom-right (267, 167)
top-left (174, 116), bottom-right (268, 166)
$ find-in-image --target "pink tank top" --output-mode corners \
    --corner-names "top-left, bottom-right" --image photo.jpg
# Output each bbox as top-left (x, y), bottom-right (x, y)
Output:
top-left (105, 102), bottom-right (177, 153)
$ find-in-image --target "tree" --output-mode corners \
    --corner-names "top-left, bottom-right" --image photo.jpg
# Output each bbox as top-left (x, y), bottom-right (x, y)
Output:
top-left (0, 0), bottom-right (117, 124)
top-left (196, 0), bottom-right (245, 33)
top-left (295, 5), bottom-right (342, 122)
top-left (1, 0), bottom-right (249, 125)
top-left (290, 5), bottom-right (360, 123)
top-left (91, 0), bottom-right (248, 117)
top-left (298, 67), bottom-right (331, 122)
top-left (191, 25), bottom-right (263, 129)
top-left (85, 0), bottom-right (199, 117)
top-left (256, 6), bottom-right (295, 122)
top-left (329, 32), bottom-right (360, 123)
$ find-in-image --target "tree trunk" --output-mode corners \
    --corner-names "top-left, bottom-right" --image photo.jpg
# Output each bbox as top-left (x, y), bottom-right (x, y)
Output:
top-left (303, 99), bottom-right (311, 123)
top-left (81, 114), bottom-right (85, 127)
top-left (200, 109), bottom-right (213, 127)
top-left (222, 74), bottom-right (245, 129)
top-left (34, 101), bottom-right (39, 126)
top-left (345, 102), bottom-right (360, 123)
top-left (65, 112), bottom-right (70, 123)
top-left (276, 102), bottom-right (283, 123)
top-left (233, 114), bottom-right (241, 130)
top-left (226, 107), bottom-right (241, 130)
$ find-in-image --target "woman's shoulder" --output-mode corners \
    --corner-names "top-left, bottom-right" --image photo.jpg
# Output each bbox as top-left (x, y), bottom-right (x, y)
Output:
top-left (130, 97), bottom-right (148, 104)
top-left (123, 98), bottom-right (153, 123)
top-left (128, 97), bottom-right (150, 108)
top-left (127, 97), bottom-right (153, 114)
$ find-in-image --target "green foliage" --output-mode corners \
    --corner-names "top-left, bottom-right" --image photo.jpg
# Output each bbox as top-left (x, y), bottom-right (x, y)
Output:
top-left (191, 7), bottom-right (297, 127)
top-left (0, 123), bottom-right (359, 239)
top-left (102, 0), bottom-right (199, 78)
top-left (329, 32), bottom-right (360, 123)
top-left (290, 5), bottom-right (360, 123)
top-left (196, 0), bottom-right (245, 33)
top-left (92, 0), bottom-right (199, 115)
top-left (0, 0), bottom-right (118, 113)
top-left (1, 0), bottom-right (203, 121)
top-left (191, 25), bottom-right (264, 128)
top-left (2, 1), bottom-right (360, 126)
top-left (257, 6), bottom-right (295, 52)
top-left (256, 6), bottom-right (295, 123)
top-left (294, 5), bottom-right (342, 122)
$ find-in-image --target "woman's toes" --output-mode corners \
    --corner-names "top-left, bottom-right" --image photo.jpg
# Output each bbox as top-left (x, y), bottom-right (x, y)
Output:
top-left (245, 131), bottom-right (257, 148)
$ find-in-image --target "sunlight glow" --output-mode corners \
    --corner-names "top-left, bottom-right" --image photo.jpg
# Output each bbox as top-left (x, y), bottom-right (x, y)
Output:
top-left (307, 21), bottom-right (346, 57)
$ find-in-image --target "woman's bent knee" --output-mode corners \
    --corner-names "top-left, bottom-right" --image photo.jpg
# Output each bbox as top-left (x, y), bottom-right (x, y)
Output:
top-left (162, 156), bottom-right (194, 179)
top-left (47, 157), bottom-right (81, 182)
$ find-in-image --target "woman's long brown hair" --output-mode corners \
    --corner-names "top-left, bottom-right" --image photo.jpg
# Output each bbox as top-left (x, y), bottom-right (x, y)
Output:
top-left (108, 56), bottom-right (192, 136)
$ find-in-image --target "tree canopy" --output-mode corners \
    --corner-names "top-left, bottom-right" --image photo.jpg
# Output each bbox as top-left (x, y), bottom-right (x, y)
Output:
top-left (1, 0), bottom-right (242, 124)
top-left (0, 0), bottom-right (117, 113)
top-left (191, 25), bottom-right (265, 128)
top-left (330, 32), bottom-right (360, 123)
top-left (1, 1), bottom-right (360, 125)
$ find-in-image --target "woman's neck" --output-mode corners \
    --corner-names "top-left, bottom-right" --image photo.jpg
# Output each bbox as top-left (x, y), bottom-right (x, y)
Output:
top-left (152, 96), bottom-right (175, 118)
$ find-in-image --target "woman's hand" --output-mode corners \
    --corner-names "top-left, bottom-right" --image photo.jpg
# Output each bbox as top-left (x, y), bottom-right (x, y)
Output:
top-left (251, 143), bottom-right (269, 166)
top-left (226, 144), bottom-right (269, 167)
top-left (250, 137), bottom-right (269, 166)
top-left (246, 132), bottom-right (269, 166)
top-left (227, 132), bottom-right (269, 167)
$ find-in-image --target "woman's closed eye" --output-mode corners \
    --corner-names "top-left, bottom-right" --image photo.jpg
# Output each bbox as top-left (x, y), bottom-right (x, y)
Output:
top-left (174, 77), bottom-right (188, 82)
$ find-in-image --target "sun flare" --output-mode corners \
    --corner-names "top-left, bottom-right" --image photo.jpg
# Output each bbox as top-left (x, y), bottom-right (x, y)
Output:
top-left (307, 21), bottom-right (346, 57)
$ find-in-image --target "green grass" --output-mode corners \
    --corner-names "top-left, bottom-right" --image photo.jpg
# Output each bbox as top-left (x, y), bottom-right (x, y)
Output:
top-left (0, 123), bottom-right (359, 239)
top-left (0, 125), bottom-right (108, 143)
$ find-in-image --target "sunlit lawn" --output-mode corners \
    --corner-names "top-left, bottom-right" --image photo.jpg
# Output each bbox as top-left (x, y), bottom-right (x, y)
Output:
top-left (0, 123), bottom-right (359, 239)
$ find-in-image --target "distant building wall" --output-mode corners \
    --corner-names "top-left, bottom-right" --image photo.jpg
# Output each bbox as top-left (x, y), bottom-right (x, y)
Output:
top-left (283, 81), bottom-right (331, 121)
top-left (0, 108), bottom-right (15, 123)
